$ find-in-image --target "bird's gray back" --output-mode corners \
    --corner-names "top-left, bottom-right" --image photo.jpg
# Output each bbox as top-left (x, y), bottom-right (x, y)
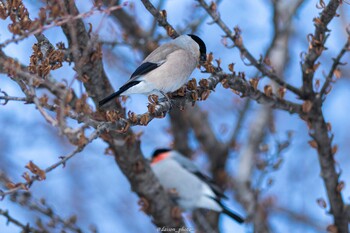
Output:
top-left (143, 43), bottom-right (181, 64)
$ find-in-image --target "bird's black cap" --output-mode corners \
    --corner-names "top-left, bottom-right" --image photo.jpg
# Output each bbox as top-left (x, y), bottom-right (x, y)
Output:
top-left (188, 34), bottom-right (207, 62)
top-left (152, 148), bottom-right (172, 159)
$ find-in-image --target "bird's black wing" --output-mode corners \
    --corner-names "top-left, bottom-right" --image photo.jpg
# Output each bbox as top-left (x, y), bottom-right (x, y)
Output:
top-left (130, 62), bottom-right (160, 79)
top-left (170, 152), bottom-right (228, 200)
top-left (99, 62), bottom-right (162, 107)
top-left (192, 171), bottom-right (228, 200)
top-left (99, 62), bottom-right (159, 106)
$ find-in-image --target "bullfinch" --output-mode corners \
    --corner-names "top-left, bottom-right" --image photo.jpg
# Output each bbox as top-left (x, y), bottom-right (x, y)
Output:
top-left (150, 148), bottom-right (245, 224)
top-left (99, 34), bottom-right (206, 107)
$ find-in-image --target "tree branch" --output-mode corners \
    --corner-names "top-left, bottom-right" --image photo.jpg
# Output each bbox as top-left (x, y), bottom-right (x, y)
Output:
top-left (296, 1), bottom-right (348, 232)
top-left (0, 126), bottom-right (104, 198)
top-left (320, 37), bottom-right (350, 97)
top-left (233, 1), bottom-right (306, 231)
top-left (168, 108), bottom-right (192, 156)
top-left (301, 0), bottom-right (340, 98)
top-left (306, 103), bottom-right (348, 232)
top-left (140, 0), bottom-right (178, 38)
top-left (47, 0), bottom-right (186, 228)
top-left (0, 209), bottom-right (38, 232)
top-left (273, 205), bottom-right (326, 232)
top-left (196, 0), bottom-right (303, 97)
top-left (111, 72), bottom-right (303, 131)
top-left (100, 0), bottom-right (157, 56)
top-left (7, 192), bottom-right (84, 233)
top-left (0, 91), bottom-right (27, 105)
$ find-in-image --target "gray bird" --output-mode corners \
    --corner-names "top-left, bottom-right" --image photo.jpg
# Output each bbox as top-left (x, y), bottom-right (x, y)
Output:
top-left (99, 34), bottom-right (207, 107)
top-left (151, 148), bottom-right (245, 224)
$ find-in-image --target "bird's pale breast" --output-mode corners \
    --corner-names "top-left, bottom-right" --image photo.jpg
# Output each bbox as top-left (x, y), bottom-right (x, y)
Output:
top-left (144, 49), bottom-right (198, 92)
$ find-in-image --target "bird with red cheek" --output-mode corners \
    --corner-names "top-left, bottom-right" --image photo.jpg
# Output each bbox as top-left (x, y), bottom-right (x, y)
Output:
top-left (150, 148), bottom-right (245, 224)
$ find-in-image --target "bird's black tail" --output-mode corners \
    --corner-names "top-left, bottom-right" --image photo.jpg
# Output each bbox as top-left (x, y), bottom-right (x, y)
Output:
top-left (221, 205), bottom-right (245, 224)
top-left (98, 81), bottom-right (141, 107)
top-left (209, 196), bottom-right (245, 224)
top-left (98, 90), bottom-right (123, 107)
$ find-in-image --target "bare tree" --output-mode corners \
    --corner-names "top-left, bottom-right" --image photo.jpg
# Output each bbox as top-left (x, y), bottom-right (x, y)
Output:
top-left (0, 0), bottom-right (349, 232)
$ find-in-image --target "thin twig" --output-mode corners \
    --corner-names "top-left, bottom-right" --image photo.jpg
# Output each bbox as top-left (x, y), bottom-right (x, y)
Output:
top-left (31, 87), bottom-right (58, 127)
top-left (320, 37), bottom-right (350, 97)
top-left (0, 209), bottom-right (38, 232)
top-left (0, 4), bottom-right (127, 48)
top-left (0, 91), bottom-right (27, 105)
top-left (8, 192), bottom-right (84, 233)
top-left (140, 0), bottom-right (179, 38)
top-left (0, 124), bottom-right (106, 198)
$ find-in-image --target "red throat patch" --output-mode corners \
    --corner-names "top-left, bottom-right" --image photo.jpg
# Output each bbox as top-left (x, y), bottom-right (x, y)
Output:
top-left (151, 151), bottom-right (170, 164)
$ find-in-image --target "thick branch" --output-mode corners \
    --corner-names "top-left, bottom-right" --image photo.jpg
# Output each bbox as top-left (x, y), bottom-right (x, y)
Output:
top-left (307, 102), bottom-right (348, 232)
top-left (297, 1), bottom-right (348, 232)
top-left (169, 108), bottom-right (192, 156)
top-left (48, 0), bottom-right (185, 228)
top-left (186, 106), bottom-right (228, 183)
top-left (346, 205), bottom-right (350, 221)
top-left (120, 2), bottom-right (223, 229)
